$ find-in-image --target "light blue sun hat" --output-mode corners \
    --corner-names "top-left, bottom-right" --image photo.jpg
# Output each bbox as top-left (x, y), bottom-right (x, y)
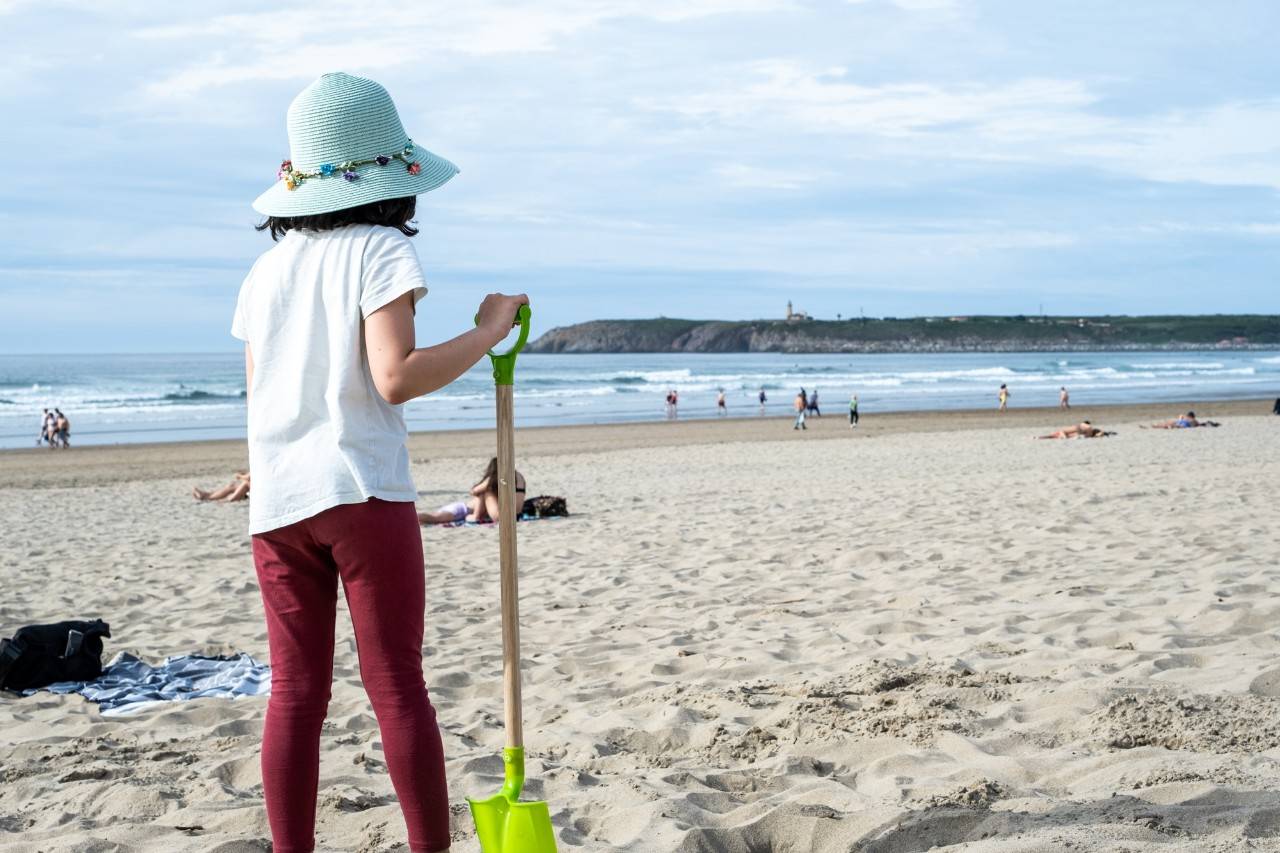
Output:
top-left (253, 72), bottom-right (458, 217)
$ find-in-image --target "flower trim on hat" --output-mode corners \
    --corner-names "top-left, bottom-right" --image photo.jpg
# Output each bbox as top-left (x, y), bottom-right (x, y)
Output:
top-left (277, 141), bottom-right (422, 191)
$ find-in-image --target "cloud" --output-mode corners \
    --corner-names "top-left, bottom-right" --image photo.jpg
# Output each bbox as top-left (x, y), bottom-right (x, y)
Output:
top-left (1135, 221), bottom-right (1280, 237)
top-left (847, 0), bottom-right (961, 10)
top-left (1062, 102), bottom-right (1280, 188)
top-left (888, 0), bottom-right (959, 10)
top-left (137, 0), bottom-right (795, 97)
top-left (643, 62), bottom-right (1097, 136)
top-left (714, 163), bottom-right (824, 189)
top-left (641, 61), bottom-right (1280, 188)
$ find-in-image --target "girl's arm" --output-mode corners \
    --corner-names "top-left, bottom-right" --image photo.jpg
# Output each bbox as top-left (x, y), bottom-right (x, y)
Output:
top-left (365, 292), bottom-right (529, 405)
top-left (245, 344), bottom-right (254, 403)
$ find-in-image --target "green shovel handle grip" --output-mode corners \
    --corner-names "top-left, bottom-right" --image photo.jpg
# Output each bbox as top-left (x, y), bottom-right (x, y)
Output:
top-left (476, 304), bottom-right (531, 386)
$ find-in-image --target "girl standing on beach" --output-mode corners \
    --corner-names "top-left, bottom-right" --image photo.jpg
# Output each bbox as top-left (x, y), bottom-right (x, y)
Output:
top-left (998, 383), bottom-right (1009, 412)
top-left (234, 73), bottom-right (527, 853)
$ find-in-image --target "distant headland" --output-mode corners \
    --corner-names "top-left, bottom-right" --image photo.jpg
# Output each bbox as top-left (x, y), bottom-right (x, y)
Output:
top-left (528, 304), bottom-right (1280, 354)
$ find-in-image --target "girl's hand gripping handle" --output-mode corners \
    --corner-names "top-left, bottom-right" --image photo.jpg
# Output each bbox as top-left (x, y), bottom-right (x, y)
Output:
top-left (476, 303), bottom-right (531, 386)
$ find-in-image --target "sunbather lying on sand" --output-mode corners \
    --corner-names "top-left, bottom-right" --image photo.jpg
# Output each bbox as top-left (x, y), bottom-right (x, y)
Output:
top-left (193, 471), bottom-right (250, 502)
top-left (1144, 411), bottom-right (1221, 429)
top-left (1035, 421), bottom-right (1114, 440)
top-left (418, 501), bottom-right (474, 526)
top-left (418, 457), bottom-right (526, 525)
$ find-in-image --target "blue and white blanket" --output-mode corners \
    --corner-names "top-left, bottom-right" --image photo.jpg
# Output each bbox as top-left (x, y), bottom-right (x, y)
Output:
top-left (25, 652), bottom-right (271, 717)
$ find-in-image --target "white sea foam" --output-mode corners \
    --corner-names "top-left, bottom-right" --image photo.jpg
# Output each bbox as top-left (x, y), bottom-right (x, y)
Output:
top-left (1130, 361), bottom-right (1226, 370)
top-left (2, 350), bottom-right (1278, 448)
top-left (602, 369), bottom-right (695, 383)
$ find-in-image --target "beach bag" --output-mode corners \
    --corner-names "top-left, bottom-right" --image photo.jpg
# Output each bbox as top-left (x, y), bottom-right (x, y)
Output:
top-left (521, 495), bottom-right (569, 519)
top-left (0, 619), bottom-right (111, 691)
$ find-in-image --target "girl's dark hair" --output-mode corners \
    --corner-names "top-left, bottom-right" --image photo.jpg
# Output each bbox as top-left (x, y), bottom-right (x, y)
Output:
top-left (476, 457), bottom-right (500, 497)
top-left (255, 195), bottom-right (418, 241)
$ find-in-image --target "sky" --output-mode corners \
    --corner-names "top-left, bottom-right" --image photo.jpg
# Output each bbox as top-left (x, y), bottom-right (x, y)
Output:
top-left (1, 0), bottom-right (1278, 352)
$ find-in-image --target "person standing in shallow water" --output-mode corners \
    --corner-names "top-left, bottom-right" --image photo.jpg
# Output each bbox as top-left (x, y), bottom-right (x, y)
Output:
top-left (234, 72), bottom-right (527, 853)
top-left (758, 387), bottom-right (767, 413)
top-left (998, 384), bottom-right (1009, 412)
top-left (1060, 386), bottom-right (1070, 409)
top-left (716, 389), bottom-right (727, 416)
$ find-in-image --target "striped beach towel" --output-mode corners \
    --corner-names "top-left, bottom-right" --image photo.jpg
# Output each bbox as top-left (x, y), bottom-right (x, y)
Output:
top-left (24, 651), bottom-right (270, 717)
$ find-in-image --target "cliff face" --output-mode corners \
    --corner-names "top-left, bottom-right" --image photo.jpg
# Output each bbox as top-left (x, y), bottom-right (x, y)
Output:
top-left (528, 320), bottom-right (704, 353)
top-left (526, 316), bottom-right (1280, 354)
top-left (529, 319), bottom-right (893, 353)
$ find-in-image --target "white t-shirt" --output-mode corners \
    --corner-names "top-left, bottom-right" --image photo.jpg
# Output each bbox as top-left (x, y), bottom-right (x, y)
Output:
top-left (231, 224), bottom-right (427, 534)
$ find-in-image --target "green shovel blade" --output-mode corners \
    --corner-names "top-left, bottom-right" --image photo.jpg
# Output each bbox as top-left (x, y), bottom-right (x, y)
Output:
top-left (468, 747), bottom-right (557, 852)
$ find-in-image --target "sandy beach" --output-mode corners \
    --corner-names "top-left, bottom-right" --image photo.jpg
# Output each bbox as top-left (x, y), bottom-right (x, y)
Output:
top-left (3, 398), bottom-right (1279, 852)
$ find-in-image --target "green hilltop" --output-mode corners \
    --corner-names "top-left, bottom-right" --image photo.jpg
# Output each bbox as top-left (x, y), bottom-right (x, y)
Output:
top-left (527, 314), bottom-right (1280, 354)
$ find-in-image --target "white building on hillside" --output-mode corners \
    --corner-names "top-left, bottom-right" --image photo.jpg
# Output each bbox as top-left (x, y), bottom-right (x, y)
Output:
top-left (786, 300), bottom-right (811, 322)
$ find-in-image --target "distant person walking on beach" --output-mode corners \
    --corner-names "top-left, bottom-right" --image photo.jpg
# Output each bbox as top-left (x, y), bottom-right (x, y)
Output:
top-left (36, 408), bottom-right (51, 447)
top-left (849, 394), bottom-right (859, 428)
top-left (53, 409), bottom-right (70, 448)
top-left (998, 384), bottom-right (1009, 412)
top-left (758, 387), bottom-right (767, 413)
top-left (1059, 387), bottom-right (1070, 409)
top-left (671, 388), bottom-right (679, 418)
top-left (716, 389), bottom-right (727, 416)
top-left (665, 389), bottom-right (674, 419)
top-left (807, 388), bottom-right (821, 417)
top-left (793, 391), bottom-right (807, 430)
top-left (37, 408), bottom-right (69, 449)
top-left (1273, 397), bottom-right (1280, 415)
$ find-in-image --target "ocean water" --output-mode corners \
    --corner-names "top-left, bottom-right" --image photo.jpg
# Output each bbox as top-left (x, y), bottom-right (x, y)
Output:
top-left (2, 351), bottom-right (1278, 449)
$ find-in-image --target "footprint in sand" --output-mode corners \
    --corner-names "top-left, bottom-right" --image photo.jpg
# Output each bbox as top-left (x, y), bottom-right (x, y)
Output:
top-left (1250, 668), bottom-right (1280, 697)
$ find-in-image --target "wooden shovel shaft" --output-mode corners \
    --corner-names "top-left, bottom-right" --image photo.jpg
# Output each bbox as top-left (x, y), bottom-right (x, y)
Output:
top-left (496, 383), bottom-right (524, 749)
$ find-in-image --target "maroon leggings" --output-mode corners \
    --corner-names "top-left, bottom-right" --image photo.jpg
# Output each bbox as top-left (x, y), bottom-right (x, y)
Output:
top-left (252, 498), bottom-right (449, 853)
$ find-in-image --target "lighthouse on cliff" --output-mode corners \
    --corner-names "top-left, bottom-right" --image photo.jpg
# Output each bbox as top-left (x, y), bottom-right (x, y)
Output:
top-left (786, 300), bottom-right (811, 322)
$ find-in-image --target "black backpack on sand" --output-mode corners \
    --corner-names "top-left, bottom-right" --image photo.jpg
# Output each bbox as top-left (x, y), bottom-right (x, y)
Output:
top-left (521, 495), bottom-right (569, 519)
top-left (0, 619), bottom-right (111, 691)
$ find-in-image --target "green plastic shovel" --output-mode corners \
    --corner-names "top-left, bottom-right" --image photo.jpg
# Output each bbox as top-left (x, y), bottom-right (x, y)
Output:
top-left (468, 304), bottom-right (558, 853)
